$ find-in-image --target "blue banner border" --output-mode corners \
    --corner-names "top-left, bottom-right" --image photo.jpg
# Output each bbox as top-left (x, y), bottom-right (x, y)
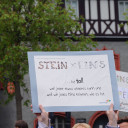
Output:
top-left (27, 50), bottom-right (120, 113)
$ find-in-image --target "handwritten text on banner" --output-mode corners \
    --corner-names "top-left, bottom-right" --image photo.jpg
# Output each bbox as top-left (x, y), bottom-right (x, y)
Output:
top-left (34, 55), bottom-right (113, 107)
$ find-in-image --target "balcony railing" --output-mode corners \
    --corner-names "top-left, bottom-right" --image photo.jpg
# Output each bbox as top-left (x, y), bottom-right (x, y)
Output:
top-left (65, 19), bottom-right (128, 40)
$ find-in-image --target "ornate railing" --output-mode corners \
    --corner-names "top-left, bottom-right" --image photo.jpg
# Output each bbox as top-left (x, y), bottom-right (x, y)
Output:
top-left (65, 20), bottom-right (128, 39)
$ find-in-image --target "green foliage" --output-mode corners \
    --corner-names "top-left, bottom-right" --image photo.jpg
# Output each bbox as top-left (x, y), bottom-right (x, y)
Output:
top-left (24, 99), bottom-right (30, 107)
top-left (123, 10), bottom-right (128, 44)
top-left (0, 0), bottom-right (97, 105)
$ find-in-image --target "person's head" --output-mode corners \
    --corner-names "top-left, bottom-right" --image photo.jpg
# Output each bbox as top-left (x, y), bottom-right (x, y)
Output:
top-left (72, 123), bottom-right (91, 128)
top-left (118, 117), bottom-right (128, 128)
top-left (15, 120), bottom-right (28, 128)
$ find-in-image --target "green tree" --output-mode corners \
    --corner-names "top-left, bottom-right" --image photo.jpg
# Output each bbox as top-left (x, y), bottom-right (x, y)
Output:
top-left (123, 12), bottom-right (128, 44)
top-left (0, 0), bottom-right (97, 120)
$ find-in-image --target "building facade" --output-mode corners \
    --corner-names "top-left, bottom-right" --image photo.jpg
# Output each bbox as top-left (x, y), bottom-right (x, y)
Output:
top-left (47, 0), bottom-right (128, 128)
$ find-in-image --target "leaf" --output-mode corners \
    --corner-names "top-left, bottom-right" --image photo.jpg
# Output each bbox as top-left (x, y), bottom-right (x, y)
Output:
top-left (23, 100), bottom-right (30, 107)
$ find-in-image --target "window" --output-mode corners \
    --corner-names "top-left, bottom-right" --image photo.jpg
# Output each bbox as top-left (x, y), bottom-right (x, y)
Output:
top-left (118, 1), bottom-right (128, 20)
top-left (65, 0), bottom-right (79, 18)
top-left (54, 116), bottom-right (65, 128)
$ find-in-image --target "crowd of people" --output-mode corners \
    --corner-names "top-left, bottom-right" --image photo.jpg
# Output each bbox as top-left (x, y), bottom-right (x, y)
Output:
top-left (14, 104), bottom-right (128, 128)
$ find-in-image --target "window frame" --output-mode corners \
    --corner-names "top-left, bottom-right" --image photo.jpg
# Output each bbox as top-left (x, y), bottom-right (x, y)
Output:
top-left (118, 0), bottom-right (128, 21)
top-left (65, 0), bottom-right (79, 18)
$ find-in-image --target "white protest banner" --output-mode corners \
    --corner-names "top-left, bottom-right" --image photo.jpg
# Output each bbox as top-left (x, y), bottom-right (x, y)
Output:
top-left (116, 71), bottom-right (128, 112)
top-left (28, 51), bottom-right (120, 112)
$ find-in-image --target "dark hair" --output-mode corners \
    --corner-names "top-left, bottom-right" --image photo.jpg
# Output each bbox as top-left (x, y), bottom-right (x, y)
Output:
top-left (117, 117), bottom-right (128, 124)
top-left (15, 120), bottom-right (28, 128)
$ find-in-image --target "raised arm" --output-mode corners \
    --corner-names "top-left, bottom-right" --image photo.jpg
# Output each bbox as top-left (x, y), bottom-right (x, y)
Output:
top-left (31, 105), bottom-right (51, 128)
top-left (105, 104), bottom-right (119, 128)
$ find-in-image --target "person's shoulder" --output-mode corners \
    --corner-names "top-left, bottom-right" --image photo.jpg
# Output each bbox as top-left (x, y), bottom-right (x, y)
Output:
top-left (105, 125), bottom-right (120, 128)
top-left (38, 119), bottom-right (51, 128)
